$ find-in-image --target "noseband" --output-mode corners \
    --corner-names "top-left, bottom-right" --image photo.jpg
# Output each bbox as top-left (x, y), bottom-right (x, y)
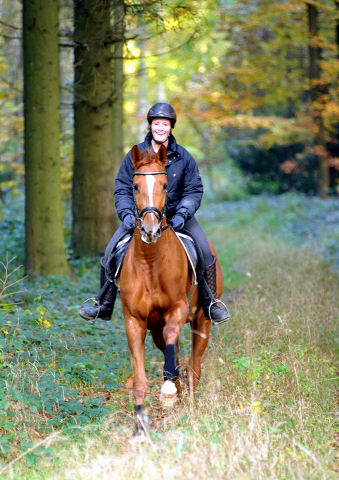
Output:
top-left (133, 170), bottom-right (170, 232)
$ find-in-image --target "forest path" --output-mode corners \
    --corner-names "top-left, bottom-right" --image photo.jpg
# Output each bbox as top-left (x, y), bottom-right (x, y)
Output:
top-left (2, 193), bottom-right (339, 479)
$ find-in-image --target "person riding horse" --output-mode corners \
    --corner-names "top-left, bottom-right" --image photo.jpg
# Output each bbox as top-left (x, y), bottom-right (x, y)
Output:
top-left (78, 102), bottom-right (229, 324)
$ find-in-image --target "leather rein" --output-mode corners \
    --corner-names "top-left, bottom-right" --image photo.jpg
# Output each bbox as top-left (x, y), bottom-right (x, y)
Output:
top-left (133, 170), bottom-right (171, 231)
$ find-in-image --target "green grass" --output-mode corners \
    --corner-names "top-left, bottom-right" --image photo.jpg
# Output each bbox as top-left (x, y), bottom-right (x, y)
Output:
top-left (1, 193), bottom-right (339, 478)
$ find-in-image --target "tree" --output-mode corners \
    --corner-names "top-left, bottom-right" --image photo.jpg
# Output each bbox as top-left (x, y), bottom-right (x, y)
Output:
top-left (307, 1), bottom-right (330, 198)
top-left (72, 0), bottom-right (198, 256)
top-left (23, 0), bottom-right (70, 275)
top-left (72, 0), bottom-right (118, 256)
top-left (112, 0), bottom-right (125, 178)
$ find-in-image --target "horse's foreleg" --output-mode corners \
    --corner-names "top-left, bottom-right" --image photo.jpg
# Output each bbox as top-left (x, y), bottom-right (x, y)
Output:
top-left (151, 329), bottom-right (182, 401)
top-left (159, 303), bottom-right (187, 405)
top-left (189, 310), bottom-right (211, 396)
top-left (126, 317), bottom-right (147, 406)
top-left (162, 302), bottom-right (187, 382)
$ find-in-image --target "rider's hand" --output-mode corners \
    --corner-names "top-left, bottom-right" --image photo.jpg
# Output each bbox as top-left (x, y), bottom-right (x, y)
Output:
top-left (123, 214), bottom-right (135, 230)
top-left (170, 214), bottom-right (185, 231)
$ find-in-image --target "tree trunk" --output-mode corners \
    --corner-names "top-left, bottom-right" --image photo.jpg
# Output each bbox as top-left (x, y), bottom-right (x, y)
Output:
top-left (334, 1), bottom-right (339, 56)
top-left (23, 0), bottom-right (70, 275)
top-left (138, 38), bottom-right (148, 142)
top-left (334, 0), bottom-right (339, 142)
top-left (307, 2), bottom-right (330, 198)
top-left (112, 0), bottom-right (125, 178)
top-left (72, 0), bottom-right (117, 256)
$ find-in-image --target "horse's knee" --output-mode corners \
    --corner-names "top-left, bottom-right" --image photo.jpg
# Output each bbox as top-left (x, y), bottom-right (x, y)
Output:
top-left (163, 323), bottom-right (180, 343)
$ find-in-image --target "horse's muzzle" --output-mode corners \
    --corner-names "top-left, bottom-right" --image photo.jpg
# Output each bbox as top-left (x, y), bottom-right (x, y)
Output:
top-left (141, 226), bottom-right (162, 244)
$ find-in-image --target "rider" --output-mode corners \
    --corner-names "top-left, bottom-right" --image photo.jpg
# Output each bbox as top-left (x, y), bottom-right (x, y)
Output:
top-left (78, 102), bottom-right (229, 324)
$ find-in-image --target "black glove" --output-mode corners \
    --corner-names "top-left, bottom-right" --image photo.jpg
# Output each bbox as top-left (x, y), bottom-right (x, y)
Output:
top-left (123, 214), bottom-right (135, 230)
top-left (170, 214), bottom-right (185, 231)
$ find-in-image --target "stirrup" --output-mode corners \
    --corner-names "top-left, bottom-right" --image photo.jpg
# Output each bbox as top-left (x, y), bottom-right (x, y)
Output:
top-left (79, 297), bottom-right (100, 324)
top-left (209, 299), bottom-right (230, 326)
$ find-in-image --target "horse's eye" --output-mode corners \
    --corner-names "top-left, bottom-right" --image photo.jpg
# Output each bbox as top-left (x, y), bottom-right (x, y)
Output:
top-left (133, 185), bottom-right (138, 191)
top-left (163, 184), bottom-right (168, 190)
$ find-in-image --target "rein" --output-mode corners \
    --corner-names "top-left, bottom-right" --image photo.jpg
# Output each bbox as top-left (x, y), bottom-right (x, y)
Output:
top-left (133, 170), bottom-right (171, 232)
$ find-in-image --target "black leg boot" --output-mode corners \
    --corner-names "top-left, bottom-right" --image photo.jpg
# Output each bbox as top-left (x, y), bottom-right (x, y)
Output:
top-left (78, 263), bottom-right (117, 322)
top-left (199, 256), bottom-right (230, 325)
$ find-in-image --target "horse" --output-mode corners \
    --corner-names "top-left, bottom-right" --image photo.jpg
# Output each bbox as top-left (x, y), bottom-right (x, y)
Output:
top-left (119, 144), bottom-right (224, 436)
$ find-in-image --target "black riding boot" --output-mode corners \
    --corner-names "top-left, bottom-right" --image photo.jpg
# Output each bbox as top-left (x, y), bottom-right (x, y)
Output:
top-left (199, 256), bottom-right (230, 325)
top-left (78, 263), bottom-right (117, 322)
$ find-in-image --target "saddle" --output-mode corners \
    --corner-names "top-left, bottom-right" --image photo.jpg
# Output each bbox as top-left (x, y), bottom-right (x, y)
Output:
top-left (105, 233), bottom-right (133, 287)
top-left (105, 229), bottom-right (204, 288)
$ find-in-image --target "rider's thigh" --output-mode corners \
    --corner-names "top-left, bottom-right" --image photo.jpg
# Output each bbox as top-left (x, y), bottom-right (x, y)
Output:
top-left (103, 224), bottom-right (130, 266)
top-left (183, 216), bottom-right (213, 266)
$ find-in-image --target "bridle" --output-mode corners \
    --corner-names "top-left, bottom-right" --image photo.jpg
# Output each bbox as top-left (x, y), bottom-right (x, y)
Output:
top-left (133, 170), bottom-right (171, 234)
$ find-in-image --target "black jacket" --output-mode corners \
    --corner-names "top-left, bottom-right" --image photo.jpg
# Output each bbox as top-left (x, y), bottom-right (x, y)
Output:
top-left (114, 132), bottom-right (204, 222)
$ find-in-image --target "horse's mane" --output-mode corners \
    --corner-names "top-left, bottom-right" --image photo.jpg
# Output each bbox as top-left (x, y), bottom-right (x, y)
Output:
top-left (134, 148), bottom-right (165, 170)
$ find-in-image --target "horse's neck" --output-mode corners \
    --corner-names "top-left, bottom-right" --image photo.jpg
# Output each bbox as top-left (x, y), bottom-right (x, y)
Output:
top-left (132, 229), bottom-right (177, 265)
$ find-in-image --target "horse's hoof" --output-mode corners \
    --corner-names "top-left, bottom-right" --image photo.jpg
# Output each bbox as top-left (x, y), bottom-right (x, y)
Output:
top-left (160, 380), bottom-right (177, 406)
top-left (130, 432), bottom-right (146, 444)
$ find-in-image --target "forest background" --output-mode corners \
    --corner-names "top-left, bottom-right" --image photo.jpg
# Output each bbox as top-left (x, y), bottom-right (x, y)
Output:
top-left (0, 0), bottom-right (339, 274)
top-left (1, 0), bottom-right (339, 478)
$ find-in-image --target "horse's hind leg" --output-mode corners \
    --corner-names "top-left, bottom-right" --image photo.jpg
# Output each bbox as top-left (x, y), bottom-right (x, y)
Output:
top-left (188, 310), bottom-right (211, 399)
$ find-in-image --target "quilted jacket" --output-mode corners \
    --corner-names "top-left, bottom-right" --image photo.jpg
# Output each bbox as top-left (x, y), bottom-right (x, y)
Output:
top-left (114, 132), bottom-right (204, 222)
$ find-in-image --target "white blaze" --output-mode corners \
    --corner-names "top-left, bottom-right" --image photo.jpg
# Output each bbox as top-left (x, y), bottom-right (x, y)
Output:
top-left (145, 175), bottom-right (156, 206)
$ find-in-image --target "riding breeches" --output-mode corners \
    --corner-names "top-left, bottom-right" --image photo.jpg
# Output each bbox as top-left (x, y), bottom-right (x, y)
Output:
top-left (102, 215), bottom-right (213, 268)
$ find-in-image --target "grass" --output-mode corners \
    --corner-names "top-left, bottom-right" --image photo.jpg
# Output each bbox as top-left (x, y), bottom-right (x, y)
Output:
top-left (1, 193), bottom-right (339, 478)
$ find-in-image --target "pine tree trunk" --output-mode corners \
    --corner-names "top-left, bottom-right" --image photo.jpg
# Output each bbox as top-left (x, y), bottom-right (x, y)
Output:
top-left (72, 0), bottom-right (117, 255)
top-left (138, 39), bottom-right (148, 142)
top-left (23, 0), bottom-right (70, 275)
top-left (335, 0), bottom-right (339, 141)
top-left (307, 3), bottom-right (329, 198)
top-left (112, 0), bottom-right (124, 178)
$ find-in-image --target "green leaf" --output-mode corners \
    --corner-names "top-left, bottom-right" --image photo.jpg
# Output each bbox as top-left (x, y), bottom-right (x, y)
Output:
top-left (25, 452), bottom-right (38, 467)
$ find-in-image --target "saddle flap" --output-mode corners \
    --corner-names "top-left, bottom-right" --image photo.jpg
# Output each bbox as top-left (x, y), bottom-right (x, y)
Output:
top-left (106, 233), bottom-right (133, 282)
top-left (175, 231), bottom-right (204, 284)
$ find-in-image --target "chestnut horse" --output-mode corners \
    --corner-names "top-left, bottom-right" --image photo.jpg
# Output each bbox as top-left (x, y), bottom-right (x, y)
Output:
top-left (119, 144), bottom-right (224, 435)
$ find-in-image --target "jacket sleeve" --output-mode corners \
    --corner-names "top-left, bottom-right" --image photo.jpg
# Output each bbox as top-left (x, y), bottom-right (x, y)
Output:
top-left (114, 151), bottom-right (135, 222)
top-left (175, 151), bottom-right (204, 221)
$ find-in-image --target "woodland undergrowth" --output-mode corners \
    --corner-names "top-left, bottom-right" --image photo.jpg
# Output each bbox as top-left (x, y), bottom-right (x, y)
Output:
top-left (0, 193), bottom-right (339, 479)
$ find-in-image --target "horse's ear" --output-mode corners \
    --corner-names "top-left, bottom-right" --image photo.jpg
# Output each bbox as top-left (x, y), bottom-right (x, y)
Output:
top-left (156, 144), bottom-right (167, 167)
top-left (131, 145), bottom-right (144, 167)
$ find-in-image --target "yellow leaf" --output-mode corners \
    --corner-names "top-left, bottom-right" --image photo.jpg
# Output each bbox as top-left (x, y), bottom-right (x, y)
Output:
top-left (250, 401), bottom-right (262, 414)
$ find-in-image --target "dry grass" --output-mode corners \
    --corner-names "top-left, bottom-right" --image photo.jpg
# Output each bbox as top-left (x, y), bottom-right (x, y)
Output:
top-left (3, 225), bottom-right (339, 480)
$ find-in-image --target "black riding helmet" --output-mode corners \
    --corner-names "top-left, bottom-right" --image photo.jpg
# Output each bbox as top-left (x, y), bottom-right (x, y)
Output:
top-left (147, 103), bottom-right (177, 126)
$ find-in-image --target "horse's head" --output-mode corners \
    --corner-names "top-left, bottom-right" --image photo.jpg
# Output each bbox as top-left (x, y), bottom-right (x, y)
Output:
top-left (131, 144), bottom-right (168, 244)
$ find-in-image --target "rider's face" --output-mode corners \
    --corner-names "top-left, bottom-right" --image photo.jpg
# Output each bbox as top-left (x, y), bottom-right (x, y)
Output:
top-left (151, 118), bottom-right (172, 144)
